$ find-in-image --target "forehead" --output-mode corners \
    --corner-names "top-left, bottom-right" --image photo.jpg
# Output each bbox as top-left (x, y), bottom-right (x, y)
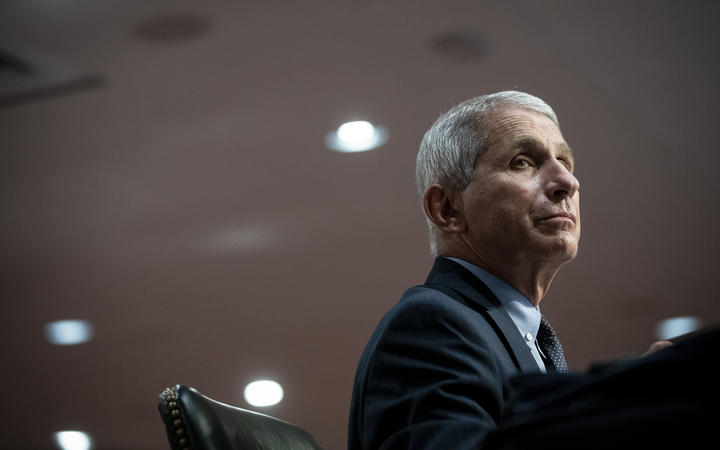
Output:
top-left (483, 107), bottom-right (571, 157)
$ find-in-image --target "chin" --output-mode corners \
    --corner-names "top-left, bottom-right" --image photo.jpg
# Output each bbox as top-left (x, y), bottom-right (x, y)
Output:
top-left (561, 246), bottom-right (579, 263)
top-left (543, 236), bottom-right (579, 262)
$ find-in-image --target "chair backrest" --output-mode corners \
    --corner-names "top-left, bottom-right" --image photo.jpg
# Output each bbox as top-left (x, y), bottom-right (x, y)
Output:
top-left (158, 384), bottom-right (323, 450)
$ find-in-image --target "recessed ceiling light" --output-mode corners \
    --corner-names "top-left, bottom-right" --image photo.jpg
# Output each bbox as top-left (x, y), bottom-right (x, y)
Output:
top-left (656, 316), bottom-right (701, 340)
top-left (244, 380), bottom-right (284, 407)
top-left (54, 431), bottom-right (91, 450)
top-left (325, 120), bottom-right (388, 153)
top-left (45, 320), bottom-right (94, 346)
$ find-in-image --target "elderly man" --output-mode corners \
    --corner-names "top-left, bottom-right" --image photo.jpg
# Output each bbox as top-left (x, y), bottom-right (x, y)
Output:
top-left (348, 91), bottom-right (580, 449)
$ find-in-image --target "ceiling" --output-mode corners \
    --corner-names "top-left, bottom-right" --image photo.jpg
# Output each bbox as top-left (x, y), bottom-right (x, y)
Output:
top-left (2, 0), bottom-right (719, 448)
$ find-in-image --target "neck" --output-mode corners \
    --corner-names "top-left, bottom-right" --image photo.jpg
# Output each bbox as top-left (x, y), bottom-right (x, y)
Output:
top-left (440, 240), bottom-right (565, 306)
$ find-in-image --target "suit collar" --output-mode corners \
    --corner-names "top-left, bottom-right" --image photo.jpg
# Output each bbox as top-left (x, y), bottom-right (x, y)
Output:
top-left (426, 257), bottom-right (503, 309)
top-left (425, 257), bottom-right (540, 373)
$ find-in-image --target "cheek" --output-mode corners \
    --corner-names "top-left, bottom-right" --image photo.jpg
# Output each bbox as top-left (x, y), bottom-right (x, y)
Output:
top-left (488, 201), bottom-right (534, 233)
top-left (490, 179), bottom-right (536, 205)
top-left (465, 178), bottom-right (536, 228)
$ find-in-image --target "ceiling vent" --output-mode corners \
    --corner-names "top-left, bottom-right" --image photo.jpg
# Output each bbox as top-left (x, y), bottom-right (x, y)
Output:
top-left (430, 30), bottom-right (490, 62)
top-left (134, 12), bottom-right (210, 43)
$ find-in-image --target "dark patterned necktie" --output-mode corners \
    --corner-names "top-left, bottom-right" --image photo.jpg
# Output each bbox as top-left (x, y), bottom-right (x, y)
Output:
top-left (537, 316), bottom-right (568, 373)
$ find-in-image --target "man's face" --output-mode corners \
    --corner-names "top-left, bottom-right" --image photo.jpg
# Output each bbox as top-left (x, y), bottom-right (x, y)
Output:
top-left (458, 107), bottom-right (580, 267)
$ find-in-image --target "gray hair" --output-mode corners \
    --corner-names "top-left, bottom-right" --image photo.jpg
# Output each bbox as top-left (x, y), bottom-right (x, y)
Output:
top-left (415, 91), bottom-right (559, 256)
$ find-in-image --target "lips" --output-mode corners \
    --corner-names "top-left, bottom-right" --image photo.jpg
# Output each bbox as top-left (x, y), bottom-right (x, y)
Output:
top-left (538, 212), bottom-right (576, 224)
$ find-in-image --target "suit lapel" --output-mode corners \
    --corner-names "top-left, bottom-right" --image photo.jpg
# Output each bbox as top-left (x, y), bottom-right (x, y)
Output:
top-left (425, 257), bottom-right (540, 373)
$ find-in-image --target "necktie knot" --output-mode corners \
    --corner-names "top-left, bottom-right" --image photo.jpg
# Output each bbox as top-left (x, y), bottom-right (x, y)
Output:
top-left (537, 316), bottom-right (568, 373)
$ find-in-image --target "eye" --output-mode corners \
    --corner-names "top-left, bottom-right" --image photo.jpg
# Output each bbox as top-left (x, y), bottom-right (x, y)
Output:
top-left (511, 155), bottom-right (534, 169)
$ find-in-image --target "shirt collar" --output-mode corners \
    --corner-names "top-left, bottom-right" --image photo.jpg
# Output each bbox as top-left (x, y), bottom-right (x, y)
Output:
top-left (446, 257), bottom-right (542, 343)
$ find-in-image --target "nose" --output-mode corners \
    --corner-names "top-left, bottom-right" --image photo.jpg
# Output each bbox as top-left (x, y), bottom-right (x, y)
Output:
top-left (545, 159), bottom-right (579, 201)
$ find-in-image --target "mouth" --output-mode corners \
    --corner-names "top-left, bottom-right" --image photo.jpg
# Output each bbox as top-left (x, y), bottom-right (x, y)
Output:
top-left (538, 212), bottom-right (576, 224)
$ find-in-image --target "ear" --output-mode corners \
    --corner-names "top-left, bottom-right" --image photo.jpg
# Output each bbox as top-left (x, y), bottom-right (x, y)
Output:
top-left (422, 184), bottom-right (466, 234)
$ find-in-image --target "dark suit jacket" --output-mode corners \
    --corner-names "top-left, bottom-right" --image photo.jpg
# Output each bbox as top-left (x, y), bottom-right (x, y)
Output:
top-left (348, 257), bottom-right (542, 450)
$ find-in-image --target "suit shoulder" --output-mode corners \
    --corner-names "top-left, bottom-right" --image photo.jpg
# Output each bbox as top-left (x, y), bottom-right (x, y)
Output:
top-left (375, 284), bottom-right (491, 336)
top-left (394, 284), bottom-right (481, 315)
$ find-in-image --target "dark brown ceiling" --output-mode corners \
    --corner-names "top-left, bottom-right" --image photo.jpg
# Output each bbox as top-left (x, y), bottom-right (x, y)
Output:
top-left (2, 1), bottom-right (720, 449)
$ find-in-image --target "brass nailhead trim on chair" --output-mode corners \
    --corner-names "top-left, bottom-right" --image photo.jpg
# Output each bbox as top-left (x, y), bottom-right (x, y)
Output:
top-left (161, 386), bottom-right (191, 450)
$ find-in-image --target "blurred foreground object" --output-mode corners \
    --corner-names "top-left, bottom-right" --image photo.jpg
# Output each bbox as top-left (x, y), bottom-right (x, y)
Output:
top-left (486, 327), bottom-right (719, 449)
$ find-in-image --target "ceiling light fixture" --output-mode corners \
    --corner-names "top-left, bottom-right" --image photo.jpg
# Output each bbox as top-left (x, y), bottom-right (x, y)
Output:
top-left (655, 316), bottom-right (701, 340)
top-left (54, 431), bottom-right (91, 450)
top-left (243, 380), bottom-right (284, 407)
top-left (325, 120), bottom-right (388, 153)
top-left (45, 320), bottom-right (94, 346)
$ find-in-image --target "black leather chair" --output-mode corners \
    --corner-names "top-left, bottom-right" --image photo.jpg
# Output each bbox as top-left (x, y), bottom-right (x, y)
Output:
top-left (158, 385), bottom-right (322, 450)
